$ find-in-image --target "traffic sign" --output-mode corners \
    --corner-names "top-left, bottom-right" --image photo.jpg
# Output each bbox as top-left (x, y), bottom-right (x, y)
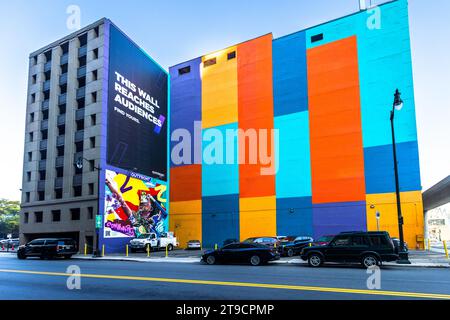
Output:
top-left (96, 215), bottom-right (102, 229)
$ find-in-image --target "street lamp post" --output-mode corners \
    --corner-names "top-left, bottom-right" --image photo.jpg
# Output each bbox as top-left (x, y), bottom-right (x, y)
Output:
top-left (76, 157), bottom-right (101, 258)
top-left (390, 89), bottom-right (411, 264)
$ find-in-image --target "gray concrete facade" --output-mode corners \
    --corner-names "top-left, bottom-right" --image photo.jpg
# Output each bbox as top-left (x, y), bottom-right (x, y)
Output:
top-left (20, 19), bottom-right (108, 253)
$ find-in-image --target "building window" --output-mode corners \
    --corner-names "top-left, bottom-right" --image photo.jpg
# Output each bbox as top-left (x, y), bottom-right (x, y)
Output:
top-left (88, 207), bottom-right (94, 220)
top-left (88, 183), bottom-right (94, 195)
top-left (39, 170), bottom-right (46, 180)
top-left (93, 26), bottom-right (99, 38)
top-left (204, 58), bottom-right (216, 67)
top-left (60, 84), bottom-right (67, 94)
top-left (227, 51), bottom-right (236, 60)
top-left (32, 74), bottom-right (37, 85)
top-left (41, 130), bottom-right (48, 140)
top-left (79, 55), bottom-right (87, 67)
top-left (59, 104), bottom-right (66, 115)
top-left (93, 48), bottom-right (99, 60)
top-left (28, 152), bottom-right (33, 162)
top-left (38, 191), bottom-right (45, 201)
top-left (52, 210), bottom-right (61, 222)
top-left (178, 66), bottom-right (191, 75)
top-left (25, 192), bottom-right (30, 202)
top-left (35, 211), bottom-right (43, 223)
top-left (61, 63), bottom-right (68, 74)
top-left (70, 208), bottom-right (80, 220)
top-left (31, 93), bottom-right (36, 104)
top-left (31, 56), bottom-right (37, 66)
top-left (76, 119), bottom-right (84, 131)
top-left (40, 150), bottom-right (47, 160)
top-left (30, 113), bottom-right (35, 123)
top-left (90, 137), bottom-right (96, 148)
top-left (78, 76), bottom-right (86, 88)
top-left (55, 189), bottom-right (63, 199)
top-left (92, 70), bottom-right (98, 81)
top-left (42, 109), bottom-right (49, 120)
top-left (26, 172), bottom-right (31, 182)
top-left (56, 167), bottom-right (63, 178)
top-left (90, 114), bottom-right (97, 126)
top-left (91, 92), bottom-right (97, 103)
top-left (311, 33), bottom-right (324, 43)
top-left (79, 33), bottom-right (88, 46)
top-left (24, 212), bottom-right (29, 224)
top-left (73, 186), bottom-right (82, 197)
top-left (89, 160), bottom-right (95, 172)
top-left (29, 132), bottom-right (34, 142)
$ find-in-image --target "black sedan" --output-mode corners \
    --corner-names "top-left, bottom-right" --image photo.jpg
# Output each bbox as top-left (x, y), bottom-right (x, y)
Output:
top-left (278, 236), bottom-right (314, 257)
top-left (201, 243), bottom-right (280, 266)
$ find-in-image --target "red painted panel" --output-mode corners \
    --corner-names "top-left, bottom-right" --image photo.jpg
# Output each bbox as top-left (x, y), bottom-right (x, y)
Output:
top-left (170, 165), bottom-right (202, 202)
top-left (307, 36), bottom-right (366, 204)
top-left (237, 34), bottom-right (276, 198)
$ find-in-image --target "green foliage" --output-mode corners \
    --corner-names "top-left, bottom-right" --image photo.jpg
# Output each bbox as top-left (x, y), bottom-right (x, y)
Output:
top-left (0, 199), bottom-right (20, 237)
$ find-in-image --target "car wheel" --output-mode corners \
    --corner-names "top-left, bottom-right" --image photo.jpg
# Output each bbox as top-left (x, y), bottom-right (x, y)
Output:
top-left (287, 248), bottom-right (294, 257)
top-left (167, 244), bottom-right (174, 251)
top-left (250, 255), bottom-right (261, 266)
top-left (362, 254), bottom-right (379, 268)
top-left (308, 253), bottom-right (323, 267)
top-left (63, 255), bottom-right (72, 259)
top-left (17, 251), bottom-right (26, 260)
top-left (130, 248), bottom-right (136, 253)
top-left (206, 255), bottom-right (216, 265)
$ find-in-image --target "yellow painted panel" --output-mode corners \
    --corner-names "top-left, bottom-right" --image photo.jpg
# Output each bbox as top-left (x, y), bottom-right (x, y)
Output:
top-left (169, 200), bottom-right (202, 248)
top-left (201, 46), bottom-right (238, 128)
top-left (366, 191), bottom-right (424, 249)
top-left (239, 196), bottom-right (277, 241)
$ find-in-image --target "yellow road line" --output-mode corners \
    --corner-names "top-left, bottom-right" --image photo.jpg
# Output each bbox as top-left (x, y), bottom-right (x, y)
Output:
top-left (0, 268), bottom-right (449, 300)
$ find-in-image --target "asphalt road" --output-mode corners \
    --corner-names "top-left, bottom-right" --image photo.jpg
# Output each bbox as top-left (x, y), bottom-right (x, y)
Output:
top-left (0, 253), bottom-right (449, 300)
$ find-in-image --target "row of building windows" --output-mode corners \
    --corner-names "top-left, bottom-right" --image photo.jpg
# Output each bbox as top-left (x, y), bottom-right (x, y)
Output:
top-left (23, 207), bottom-right (94, 224)
top-left (23, 181), bottom-right (96, 203)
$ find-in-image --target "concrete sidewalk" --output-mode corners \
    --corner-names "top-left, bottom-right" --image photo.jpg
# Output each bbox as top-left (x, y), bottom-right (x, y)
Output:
top-left (72, 249), bottom-right (450, 268)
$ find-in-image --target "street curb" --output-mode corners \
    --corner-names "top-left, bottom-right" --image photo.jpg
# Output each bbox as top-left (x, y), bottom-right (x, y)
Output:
top-left (71, 256), bottom-right (450, 268)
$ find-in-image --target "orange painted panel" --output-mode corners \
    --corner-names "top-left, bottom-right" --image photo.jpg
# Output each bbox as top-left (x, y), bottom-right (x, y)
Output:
top-left (169, 200), bottom-right (202, 248)
top-left (237, 34), bottom-right (276, 198)
top-left (170, 165), bottom-right (202, 202)
top-left (307, 36), bottom-right (366, 204)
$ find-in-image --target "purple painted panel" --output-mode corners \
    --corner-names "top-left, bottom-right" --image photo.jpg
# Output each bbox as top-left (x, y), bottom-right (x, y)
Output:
top-left (312, 201), bottom-right (367, 239)
top-left (169, 58), bottom-right (202, 167)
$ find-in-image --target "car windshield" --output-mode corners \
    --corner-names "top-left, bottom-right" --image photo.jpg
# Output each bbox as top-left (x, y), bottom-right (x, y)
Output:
top-left (317, 236), bottom-right (333, 242)
top-left (283, 236), bottom-right (298, 242)
top-left (137, 234), bottom-right (150, 239)
top-left (243, 238), bottom-right (256, 243)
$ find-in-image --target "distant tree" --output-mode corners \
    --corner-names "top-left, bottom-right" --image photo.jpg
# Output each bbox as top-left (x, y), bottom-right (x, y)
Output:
top-left (0, 199), bottom-right (20, 238)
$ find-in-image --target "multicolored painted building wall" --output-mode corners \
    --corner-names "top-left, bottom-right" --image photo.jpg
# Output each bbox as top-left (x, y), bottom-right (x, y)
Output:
top-left (169, 0), bottom-right (424, 249)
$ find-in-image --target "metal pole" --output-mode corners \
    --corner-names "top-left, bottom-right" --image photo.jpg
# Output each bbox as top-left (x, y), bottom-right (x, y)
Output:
top-left (95, 166), bottom-right (101, 257)
top-left (391, 93), bottom-right (410, 264)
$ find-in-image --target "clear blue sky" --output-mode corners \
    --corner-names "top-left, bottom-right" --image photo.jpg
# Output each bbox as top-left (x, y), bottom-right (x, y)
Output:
top-left (0, 0), bottom-right (449, 201)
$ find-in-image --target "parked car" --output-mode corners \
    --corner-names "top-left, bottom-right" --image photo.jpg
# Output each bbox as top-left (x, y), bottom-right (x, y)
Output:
top-left (202, 242), bottom-right (280, 266)
top-left (300, 231), bottom-right (399, 268)
top-left (243, 237), bottom-right (280, 248)
top-left (392, 238), bottom-right (409, 253)
top-left (223, 238), bottom-right (239, 246)
top-left (17, 238), bottom-right (77, 260)
top-left (129, 232), bottom-right (178, 253)
top-left (312, 235), bottom-right (335, 246)
top-left (186, 240), bottom-right (201, 250)
top-left (278, 236), bottom-right (314, 257)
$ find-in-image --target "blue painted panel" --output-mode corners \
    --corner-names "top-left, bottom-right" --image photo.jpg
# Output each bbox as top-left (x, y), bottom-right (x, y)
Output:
top-left (273, 31), bottom-right (308, 116)
top-left (305, 0), bottom-right (418, 148)
top-left (276, 197), bottom-right (313, 237)
top-left (169, 58), bottom-right (202, 167)
top-left (364, 141), bottom-right (421, 194)
top-left (274, 112), bottom-right (311, 198)
top-left (202, 194), bottom-right (240, 248)
top-left (313, 201), bottom-right (367, 239)
top-left (202, 123), bottom-right (239, 197)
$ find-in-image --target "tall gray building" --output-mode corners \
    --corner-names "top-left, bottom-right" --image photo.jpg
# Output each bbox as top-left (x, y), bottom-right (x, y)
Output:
top-left (20, 19), bottom-right (107, 252)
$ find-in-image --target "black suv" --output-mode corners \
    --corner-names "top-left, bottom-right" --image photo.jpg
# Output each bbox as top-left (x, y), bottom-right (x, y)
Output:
top-left (17, 238), bottom-right (77, 260)
top-left (300, 232), bottom-right (399, 268)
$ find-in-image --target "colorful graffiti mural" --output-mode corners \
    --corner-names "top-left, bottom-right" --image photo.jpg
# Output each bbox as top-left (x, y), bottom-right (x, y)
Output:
top-left (103, 169), bottom-right (168, 238)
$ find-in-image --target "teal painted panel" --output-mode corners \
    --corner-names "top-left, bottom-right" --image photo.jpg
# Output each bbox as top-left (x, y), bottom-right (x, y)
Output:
top-left (202, 123), bottom-right (239, 197)
top-left (274, 111), bottom-right (311, 198)
top-left (305, 0), bottom-right (418, 148)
